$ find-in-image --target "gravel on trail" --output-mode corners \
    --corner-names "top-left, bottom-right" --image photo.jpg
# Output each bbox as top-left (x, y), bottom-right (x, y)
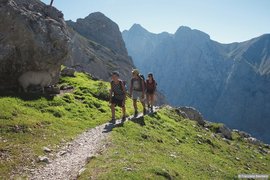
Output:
top-left (30, 122), bottom-right (115, 180)
top-left (29, 109), bottom-right (155, 180)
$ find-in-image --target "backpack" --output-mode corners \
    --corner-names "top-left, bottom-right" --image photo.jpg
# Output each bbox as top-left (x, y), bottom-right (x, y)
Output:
top-left (111, 80), bottom-right (126, 94)
top-left (121, 80), bottom-right (128, 92)
top-left (139, 74), bottom-right (146, 91)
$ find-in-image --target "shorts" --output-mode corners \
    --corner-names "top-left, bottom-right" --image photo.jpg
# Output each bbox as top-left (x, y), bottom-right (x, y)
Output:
top-left (146, 90), bottom-right (155, 95)
top-left (132, 90), bottom-right (144, 101)
top-left (111, 96), bottom-right (125, 107)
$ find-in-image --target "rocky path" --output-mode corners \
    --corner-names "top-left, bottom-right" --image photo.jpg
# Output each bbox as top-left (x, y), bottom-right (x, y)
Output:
top-left (29, 122), bottom-right (115, 180)
top-left (29, 110), bottom-right (153, 180)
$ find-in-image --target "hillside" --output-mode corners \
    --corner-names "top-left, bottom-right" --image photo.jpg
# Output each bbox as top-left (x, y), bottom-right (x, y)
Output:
top-left (0, 72), bottom-right (269, 179)
top-left (0, 72), bottom-right (136, 178)
top-left (123, 24), bottom-right (270, 143)
top-left (79, 107), bottom-right (270, 179)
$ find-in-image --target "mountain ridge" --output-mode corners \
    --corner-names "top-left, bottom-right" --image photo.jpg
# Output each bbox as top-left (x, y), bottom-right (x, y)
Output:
top-left (123, 24), bottom-right (270, 143)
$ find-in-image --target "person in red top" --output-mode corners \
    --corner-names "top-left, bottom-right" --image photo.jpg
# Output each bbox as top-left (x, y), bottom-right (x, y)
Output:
top-left (146, 73), bottom-right (157, 112)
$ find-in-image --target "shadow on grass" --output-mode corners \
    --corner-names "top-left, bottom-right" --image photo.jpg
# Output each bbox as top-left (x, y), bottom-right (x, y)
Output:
top-left (130, 116), bottom-right (146, 126)
top-left (103, 115), bottom-right (147, 133)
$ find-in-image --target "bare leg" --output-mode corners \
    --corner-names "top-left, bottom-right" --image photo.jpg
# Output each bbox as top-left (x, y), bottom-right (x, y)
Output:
top-left (133, 99), bottom-right (137, 111)
top-left (150, 94), bottom-right (154, 107)
top-left (111, 104), bottom-right (115, 119)
top-left (141, 98), bottom-right (146, 115)
top-left (141, 100), bottom-right (145, 109)
top-left (133, 99), bottom-right (138, 116)
top-left (146, 93), bottom-right (150, 109)
top-left (122, 106), bottom-right (126, 118)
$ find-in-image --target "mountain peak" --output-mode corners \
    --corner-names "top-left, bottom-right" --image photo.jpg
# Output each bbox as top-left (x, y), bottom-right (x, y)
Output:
top-left (175, 26), bottom-right (210, 41)
top-left (176, 26), bottom-right (192, 32)
top-left (85, 12), bottom-right (106, 20)
top-left (129, 23), bottom-right (149, 34)
top-left (67, 12), bottom-right (128, 56)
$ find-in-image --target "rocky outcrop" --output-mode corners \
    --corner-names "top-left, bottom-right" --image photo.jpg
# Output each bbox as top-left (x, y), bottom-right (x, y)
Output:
top-left (0, 0), bottom-right (70, 92)
top-left (176, 106), bottom-right (205, 125)
top-left (65, 12), bottom-right (134, 82)
top-left (216, 124), bottom-right (232, 140)
top-left (61, 67), bottom-right (75, 77)
top-left (67, 12), bottom-right (128, 56)
top-left (123, 24), bottom-right (270, 143)
top-left (65, 27), bottom-right (134, 82)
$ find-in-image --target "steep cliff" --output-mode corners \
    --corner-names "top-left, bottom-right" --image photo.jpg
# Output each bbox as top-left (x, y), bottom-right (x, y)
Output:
top-left (65, 12), bottom-right (134, 81)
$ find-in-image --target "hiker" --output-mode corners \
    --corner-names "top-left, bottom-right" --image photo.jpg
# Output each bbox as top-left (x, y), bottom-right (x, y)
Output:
top-left (146, 73), bottom-right (157, 112)
top-left (109, 71), bottom-right (126, 124)
top-left (130, 69), bottom-right (146, 117)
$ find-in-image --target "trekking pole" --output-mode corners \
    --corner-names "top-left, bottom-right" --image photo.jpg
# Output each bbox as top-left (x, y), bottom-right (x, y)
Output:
top-left (49, 0), bottom-right (54, 6)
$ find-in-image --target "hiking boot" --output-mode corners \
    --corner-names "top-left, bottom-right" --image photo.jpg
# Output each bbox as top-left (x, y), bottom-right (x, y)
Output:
top-left (110, 118), bottom-right (116, 124)
top-left (134, 110), bottom-right (138, 117)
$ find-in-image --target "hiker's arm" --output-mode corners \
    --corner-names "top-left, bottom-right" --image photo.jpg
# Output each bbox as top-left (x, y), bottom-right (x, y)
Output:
top-left (121, 82), bottom-right (127, 100)
top-left (141, 80), bottom-right (145, 97)
top-left (109, 84), bottom-right (112, 103)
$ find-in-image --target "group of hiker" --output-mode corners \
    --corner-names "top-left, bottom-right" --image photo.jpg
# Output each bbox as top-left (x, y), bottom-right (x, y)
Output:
top-left (109, 69), bottom-right (157, 124)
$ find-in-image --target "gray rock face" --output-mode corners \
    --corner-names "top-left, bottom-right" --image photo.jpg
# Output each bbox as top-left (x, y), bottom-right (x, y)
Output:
top-left (0, 0), bottom-right (70, 91)
top-left (67, 12), bottom-right (128, 56)
top-left (65, 12), bottom-right (134, 82)
top-left (123, 24), bottom-right (270, 143)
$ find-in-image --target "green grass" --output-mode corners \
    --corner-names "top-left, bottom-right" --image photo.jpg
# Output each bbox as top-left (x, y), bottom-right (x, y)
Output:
top-left (1, 72), bottom-right (269, 179)
top-left (79, 107), bottom-right (270, 180)
top-left (0, 72), bottom-right (138, 178)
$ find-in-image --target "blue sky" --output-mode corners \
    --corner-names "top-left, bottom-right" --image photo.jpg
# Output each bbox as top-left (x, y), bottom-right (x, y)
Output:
top-left (41, 0), bottom-right (270, 43)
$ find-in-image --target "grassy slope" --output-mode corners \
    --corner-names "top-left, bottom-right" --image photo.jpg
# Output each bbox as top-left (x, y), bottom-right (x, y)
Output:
top-left (0, 72), bottom-right (137, 178)
top-left (79, 108), bottom-right (270, 180)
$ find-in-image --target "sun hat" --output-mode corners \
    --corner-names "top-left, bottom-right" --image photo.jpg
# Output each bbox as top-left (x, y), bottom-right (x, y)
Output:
top-left (132, 69), bottom-right (139, 75)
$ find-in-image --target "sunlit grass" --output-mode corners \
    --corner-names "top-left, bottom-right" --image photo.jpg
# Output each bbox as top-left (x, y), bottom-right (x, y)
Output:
top-left (0, 72), bottom-right (136, 178)
top-left (79, 108), bottom-right (270, 180)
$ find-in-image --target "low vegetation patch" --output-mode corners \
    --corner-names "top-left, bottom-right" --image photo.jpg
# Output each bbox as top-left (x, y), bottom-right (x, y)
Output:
top-left (79, 108), bottom-right (270, 179)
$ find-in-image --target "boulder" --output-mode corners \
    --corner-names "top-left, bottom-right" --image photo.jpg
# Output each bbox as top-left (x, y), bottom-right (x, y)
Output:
top-left (178, 106), bottom-right (205, 125)
top-left (217, 124), bottom-right (232, 140)
top-left (61, 67), bottom-right (76, 77)
top-left (0, 0), bottom-right (70, 92)
top-left (174, 108), bottom-right (188, 119)
top-left (37, 156), bottom-right (50, 163)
